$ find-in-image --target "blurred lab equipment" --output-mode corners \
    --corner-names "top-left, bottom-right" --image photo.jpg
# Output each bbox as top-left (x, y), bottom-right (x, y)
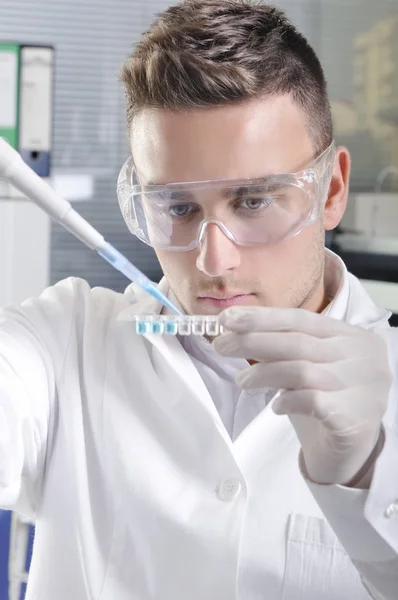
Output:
top-left (334, 164), bottom-right (398, 255)
top-left (375, 166), bottom-right (398, 193)
top-left (332, 165), bottom-right (398, 324)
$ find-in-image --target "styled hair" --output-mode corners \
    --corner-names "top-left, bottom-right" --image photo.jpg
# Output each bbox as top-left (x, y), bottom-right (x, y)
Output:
top-left (121, 0), bottom-right (333, 155)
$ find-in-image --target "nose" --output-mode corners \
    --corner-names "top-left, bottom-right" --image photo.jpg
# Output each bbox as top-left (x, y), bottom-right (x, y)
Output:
top-left (196, 222), bottom-right (241, 277)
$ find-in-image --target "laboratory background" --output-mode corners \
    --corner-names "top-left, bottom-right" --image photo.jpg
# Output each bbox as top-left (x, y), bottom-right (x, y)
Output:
top-left (1, 0), bottom-right (398, 598)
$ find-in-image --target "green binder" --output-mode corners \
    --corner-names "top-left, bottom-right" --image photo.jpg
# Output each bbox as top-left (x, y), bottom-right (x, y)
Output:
top-left (0, 43), bottom-right (20, 149)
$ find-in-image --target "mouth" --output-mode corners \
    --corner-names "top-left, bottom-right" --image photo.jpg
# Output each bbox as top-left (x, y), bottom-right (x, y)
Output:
top-left (197, 293), bottom-right (255, 309)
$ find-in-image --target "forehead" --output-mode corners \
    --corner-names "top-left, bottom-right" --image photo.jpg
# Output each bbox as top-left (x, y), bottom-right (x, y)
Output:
top-left (130, 95), bottom-right (314, 185)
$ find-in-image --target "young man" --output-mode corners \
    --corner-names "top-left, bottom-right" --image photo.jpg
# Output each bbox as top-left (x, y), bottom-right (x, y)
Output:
top-left (1, 1), bottom-right (398, 599)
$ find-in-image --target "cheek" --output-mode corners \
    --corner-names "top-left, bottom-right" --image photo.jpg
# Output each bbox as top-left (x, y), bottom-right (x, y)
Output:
top-left (280, 221), bottom-right (323, 258)
top-left (257, 224), bottom-right (322, 277)
top-left (156, 250), bottom-right (196, 282)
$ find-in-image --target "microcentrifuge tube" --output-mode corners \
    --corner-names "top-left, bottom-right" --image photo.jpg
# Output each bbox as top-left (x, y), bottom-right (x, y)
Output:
top-left (178, 317), bottom-right (192, 336)
top-left (191, 317), bottom-right (206, 336)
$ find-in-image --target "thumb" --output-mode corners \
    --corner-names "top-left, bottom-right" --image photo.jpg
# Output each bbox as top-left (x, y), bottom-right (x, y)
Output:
top-left (272, 389), bottom-right (328, 420)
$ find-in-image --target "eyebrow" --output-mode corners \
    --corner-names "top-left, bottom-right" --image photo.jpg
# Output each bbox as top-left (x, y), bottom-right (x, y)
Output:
top-left (222, 184), bottom-right (273, 198)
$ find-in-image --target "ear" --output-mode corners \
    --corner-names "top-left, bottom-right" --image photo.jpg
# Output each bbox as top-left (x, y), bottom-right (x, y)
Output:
top-left (322, 146), bottom-right (351, 231)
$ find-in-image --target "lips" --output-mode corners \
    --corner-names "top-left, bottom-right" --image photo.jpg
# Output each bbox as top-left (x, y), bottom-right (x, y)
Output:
top-left (198, 290), bottom-right (249, 299)
top-left (197, 293), bottom-right (255, 309)
top-left (198, 294), bottom-right (242, 300)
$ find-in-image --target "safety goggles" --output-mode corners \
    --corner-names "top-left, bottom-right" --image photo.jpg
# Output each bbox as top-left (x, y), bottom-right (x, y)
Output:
top-left (117, 142), bottom-right (335, 251)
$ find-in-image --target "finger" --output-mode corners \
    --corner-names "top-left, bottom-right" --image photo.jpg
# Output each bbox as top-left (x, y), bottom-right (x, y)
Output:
top-left (219, 306), bottom-right (363, 338)
top-left (213, 331), bottom-right (373, 363)
top-left (213, 331), bottom-right (317, 361)
top-left (272, 389), bottom-right (332, 421)
top-left (235, 360), bottom-right (344, 391)
top-left (271, 388), bottom-right (371, 436)
top-left (235, 356), bottom-right (383, 391)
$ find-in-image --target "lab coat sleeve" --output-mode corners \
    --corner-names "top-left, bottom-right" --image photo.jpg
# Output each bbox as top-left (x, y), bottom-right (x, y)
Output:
top-left (0, 278), bottom-right (77, 517)
top-left (302, 325), bottom-right (398, 600)
top-left (302, 424), bottom-right (398, 600)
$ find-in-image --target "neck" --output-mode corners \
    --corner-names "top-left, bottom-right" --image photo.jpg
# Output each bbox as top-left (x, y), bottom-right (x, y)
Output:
top-left (300, 275), bottom-right (330, 315)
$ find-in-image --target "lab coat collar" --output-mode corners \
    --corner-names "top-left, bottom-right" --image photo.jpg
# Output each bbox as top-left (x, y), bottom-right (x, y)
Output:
top-left (322, 251), bottom-right (391, 329)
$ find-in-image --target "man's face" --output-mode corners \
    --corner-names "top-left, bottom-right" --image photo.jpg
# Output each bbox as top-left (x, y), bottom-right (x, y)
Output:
top-left (131, 95), bottom-right (344, 315)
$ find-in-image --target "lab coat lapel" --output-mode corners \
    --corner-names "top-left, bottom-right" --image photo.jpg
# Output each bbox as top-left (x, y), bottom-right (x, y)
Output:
top-left (148, 334), bottom-right (235, 448)
top-left (233, 395), bottom-right (297, 471)
top-left (148, 330), bottom-right (297, 471)
top-left (118, 280), bottom-right (233, 447)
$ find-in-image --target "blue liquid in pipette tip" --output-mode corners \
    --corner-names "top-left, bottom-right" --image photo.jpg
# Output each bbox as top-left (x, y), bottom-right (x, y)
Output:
top-left (139, 280), bottom-right (183, 315)
top-left (97, 242), bottom-right (182, 315)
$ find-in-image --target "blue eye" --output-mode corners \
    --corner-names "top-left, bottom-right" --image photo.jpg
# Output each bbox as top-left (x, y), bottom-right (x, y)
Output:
top-left (169, 203), bottom-right (199, 218)
top-left (240, 197), bottom-right (274, 210)
top-left (169, 204), bottom-right (190, 217)
top-left (243, 198), bottom-right (264, 210)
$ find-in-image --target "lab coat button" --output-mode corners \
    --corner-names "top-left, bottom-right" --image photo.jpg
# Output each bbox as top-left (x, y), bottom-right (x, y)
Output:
top-left (217, 478), bottom-right (242, 502)
top-left (384, 502), bottom-right (398, 518)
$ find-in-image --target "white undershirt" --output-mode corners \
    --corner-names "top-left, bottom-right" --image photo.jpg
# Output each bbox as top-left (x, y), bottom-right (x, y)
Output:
top-left (172, 250), bottom-right (349, 440)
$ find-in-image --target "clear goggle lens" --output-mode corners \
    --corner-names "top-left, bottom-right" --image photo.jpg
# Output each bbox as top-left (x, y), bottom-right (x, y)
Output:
top-left (118, 143), bottom-right (335, 250)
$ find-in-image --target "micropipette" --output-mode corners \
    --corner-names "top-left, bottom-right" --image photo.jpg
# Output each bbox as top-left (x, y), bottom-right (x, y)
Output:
top-left (0, 137), bottom-right (182, 315)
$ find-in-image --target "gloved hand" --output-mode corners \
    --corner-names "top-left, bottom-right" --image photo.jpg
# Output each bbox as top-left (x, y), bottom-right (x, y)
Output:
top-left (213, 306), bottom-right (392, 486)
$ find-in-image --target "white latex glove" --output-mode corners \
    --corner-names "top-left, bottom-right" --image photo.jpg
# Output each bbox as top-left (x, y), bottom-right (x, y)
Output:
top-left (214, 306), bottom-right (392, 486)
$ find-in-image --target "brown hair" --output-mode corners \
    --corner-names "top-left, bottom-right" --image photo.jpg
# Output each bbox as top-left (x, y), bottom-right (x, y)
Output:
top-left (121, 0), bottom-right (333, 155)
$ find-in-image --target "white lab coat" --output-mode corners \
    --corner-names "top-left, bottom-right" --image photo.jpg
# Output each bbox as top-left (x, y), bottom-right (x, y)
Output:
top-left (1, 251), bottom-right (398, 600)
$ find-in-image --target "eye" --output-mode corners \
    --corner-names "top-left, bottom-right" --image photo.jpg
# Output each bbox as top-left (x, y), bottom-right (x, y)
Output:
top-left (169, 203), bottom-right (197, 217)
top-left (240, 196), bottom-right (273, 210)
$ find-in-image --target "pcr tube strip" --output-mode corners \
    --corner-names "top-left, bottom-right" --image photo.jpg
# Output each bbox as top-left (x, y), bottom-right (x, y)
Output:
top-left (133, 315), bottom-right (225, 336)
